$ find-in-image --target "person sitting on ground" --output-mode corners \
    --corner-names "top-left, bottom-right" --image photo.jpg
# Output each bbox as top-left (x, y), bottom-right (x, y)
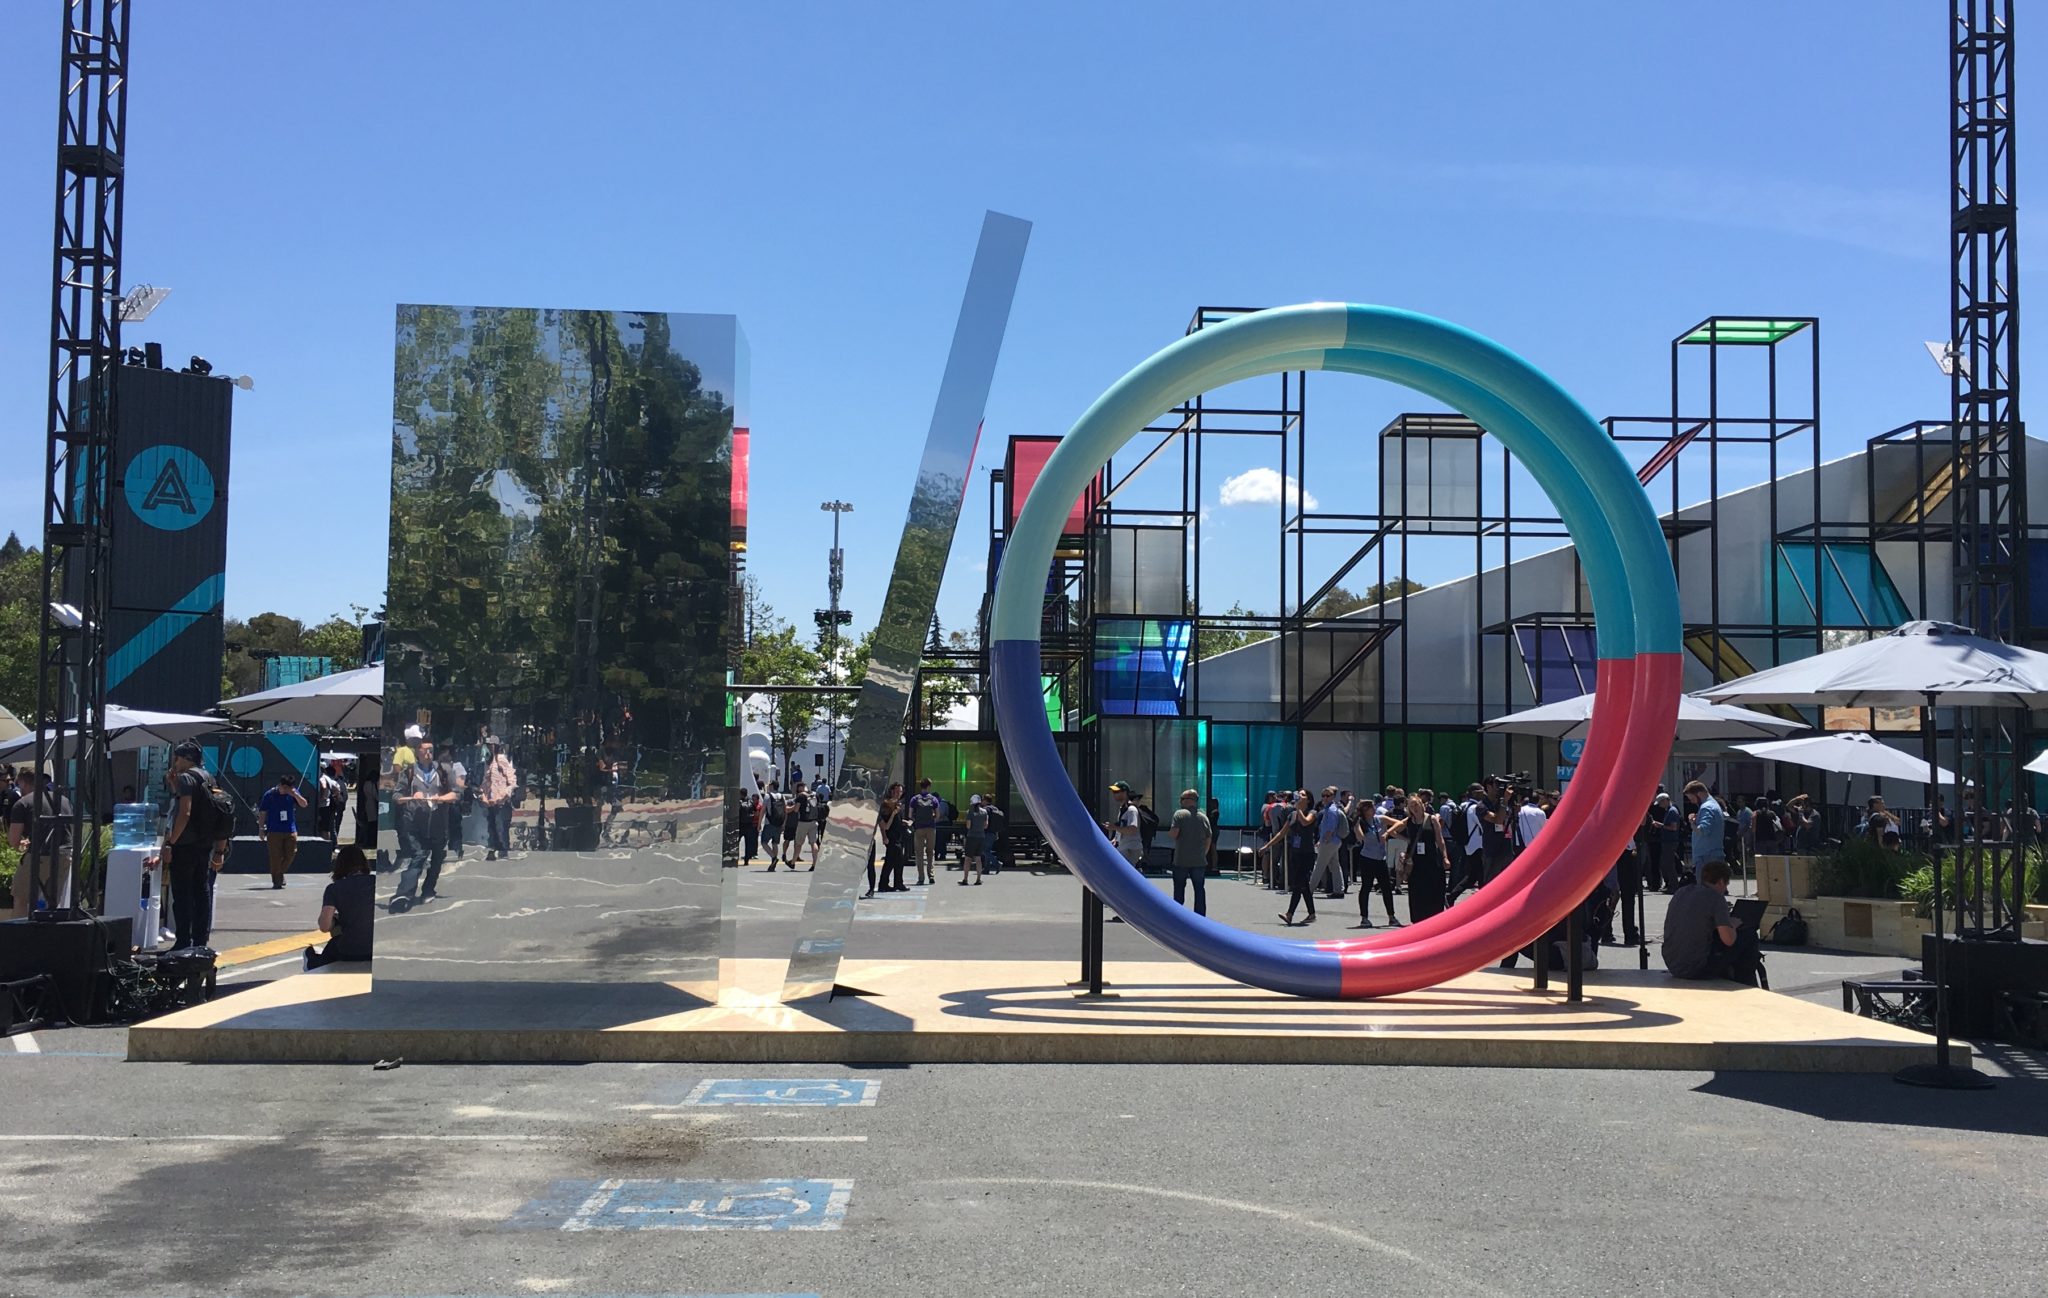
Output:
top-left (1660, 860), bottom-right (1763, 986)
top-left (305, 845), bottom-right (375, 969)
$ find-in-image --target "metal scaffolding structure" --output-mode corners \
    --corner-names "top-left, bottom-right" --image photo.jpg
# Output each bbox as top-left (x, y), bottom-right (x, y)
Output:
top-left (30, 0), bottom-right (131, 912)
top-left (1948, 0), bottom-right (2033, 937)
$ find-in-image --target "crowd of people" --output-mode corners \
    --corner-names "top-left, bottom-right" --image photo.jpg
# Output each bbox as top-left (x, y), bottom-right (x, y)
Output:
top-left (1095, 773), bottom-right (1782, 986)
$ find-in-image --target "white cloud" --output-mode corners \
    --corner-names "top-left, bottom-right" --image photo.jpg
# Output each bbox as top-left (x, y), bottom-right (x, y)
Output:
top-left (1218, 467), bottom-right (1318, 511)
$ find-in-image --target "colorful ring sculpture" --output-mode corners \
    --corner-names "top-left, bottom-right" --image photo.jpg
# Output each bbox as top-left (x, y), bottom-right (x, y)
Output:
top-left (989, 304), bottom-right (1683, 998)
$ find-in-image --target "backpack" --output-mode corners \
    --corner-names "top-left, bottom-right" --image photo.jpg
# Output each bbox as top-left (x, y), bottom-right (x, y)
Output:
top-left (1135, 803), bottom-right (1160, 839)
top-left (190, 771), bottom-right (236, 843)
top-left (1768, 908), bottom-right (1809, 947)
top-left (1448, 800), bottom-right (1473, 848)
top-left (765, 793), bottom-right (784, 826)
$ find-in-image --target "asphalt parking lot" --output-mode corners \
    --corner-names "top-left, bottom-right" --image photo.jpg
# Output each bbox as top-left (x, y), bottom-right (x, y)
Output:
top-left (6, 861), bottom-right (2043, 1298)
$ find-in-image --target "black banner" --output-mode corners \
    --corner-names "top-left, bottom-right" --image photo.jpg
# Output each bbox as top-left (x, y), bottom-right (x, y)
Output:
top-left (106, 365), bottom-right (233, 714)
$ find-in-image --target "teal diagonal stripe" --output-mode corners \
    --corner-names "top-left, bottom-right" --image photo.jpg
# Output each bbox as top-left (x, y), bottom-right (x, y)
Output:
top-left (107, 572), bottom-right (225, 689)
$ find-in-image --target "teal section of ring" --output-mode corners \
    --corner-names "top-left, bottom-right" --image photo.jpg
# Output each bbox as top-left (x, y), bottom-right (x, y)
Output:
top-left (990, 303), bottom-right (1679, 658)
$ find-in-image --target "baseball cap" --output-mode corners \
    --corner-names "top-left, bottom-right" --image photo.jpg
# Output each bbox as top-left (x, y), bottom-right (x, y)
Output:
top-left (1109, 780), bottom-right (1134, 794)
top-left (403, 724), bottom-right (424, 741)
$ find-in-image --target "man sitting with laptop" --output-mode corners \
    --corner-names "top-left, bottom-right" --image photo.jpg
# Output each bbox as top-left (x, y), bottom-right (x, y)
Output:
top-left (1661, 860), bottom-right (1766, 987)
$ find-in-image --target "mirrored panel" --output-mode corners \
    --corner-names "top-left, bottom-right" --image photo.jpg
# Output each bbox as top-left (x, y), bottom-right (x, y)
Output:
top-left (373, 306), bottom-right (738, 1006)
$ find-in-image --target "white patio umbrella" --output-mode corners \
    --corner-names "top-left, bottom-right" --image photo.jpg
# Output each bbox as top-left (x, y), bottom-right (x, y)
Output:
top-left (219, 662), bottom-right (383, 729)
top-left (2025, 749), bottom-right (2048, 777)
top-left (1693, 620), bottom-right (2048, 708)
top-left (1732, 732), bottom-right (1958, 785)
top-left (0, 704), bottom-right (225, 763)
top-left (1480, 691), bottom-right (1807, 742)
top-left (1699, 619), bottom-right (2048, 1089)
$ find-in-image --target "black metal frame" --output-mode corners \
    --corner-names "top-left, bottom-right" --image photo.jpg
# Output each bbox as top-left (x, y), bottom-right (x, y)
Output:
top-left (1949, 0), bottom-right (2033, 940)
top-left (31, 0), bottom-right (130, 914)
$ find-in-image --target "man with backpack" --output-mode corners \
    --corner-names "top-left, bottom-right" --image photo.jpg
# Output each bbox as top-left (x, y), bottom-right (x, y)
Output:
top-left (159, 741), bottom-right (231, 951)
top-left (979, 792), bottom-right (1005, 875)
top-left (908, 778), bottom-right (943, 885)
top-left (1105, 780), bottom-right (1146, 866)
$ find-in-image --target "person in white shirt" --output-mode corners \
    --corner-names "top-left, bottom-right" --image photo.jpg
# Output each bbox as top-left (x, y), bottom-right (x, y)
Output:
top-left (1104, 780), bottom-right (1144, 864)
top-left (1512, 792), bottom-right (1549, 856)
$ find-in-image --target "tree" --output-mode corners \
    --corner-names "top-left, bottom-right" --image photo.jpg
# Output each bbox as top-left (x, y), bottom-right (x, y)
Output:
top-left (738, 621), bottom-right (822, 781)
top-left (1305, 578), bottom-right (1427, 622)
top-left (1196, 600), bottom-right (1273, 660)
top-left (921, 627), bottom-right (978, 727)
top-left (221, 607), bottom-right (374, 699)
top-left (0, 539), bottom-right (43, 721)
top-left (1363, 577), bottom-right (1428, 606)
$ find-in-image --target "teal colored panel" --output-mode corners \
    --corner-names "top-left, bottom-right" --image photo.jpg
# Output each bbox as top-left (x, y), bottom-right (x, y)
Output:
top-left (1209, 722), bottom-right (1296, 827)
top-left (1775, 543), bottom-right (1910, 629)
top-left (1773, 544), bottom-right (1819, 626)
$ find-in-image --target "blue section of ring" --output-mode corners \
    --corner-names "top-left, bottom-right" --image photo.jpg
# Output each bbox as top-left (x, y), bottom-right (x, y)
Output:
top-left (989, 638), bottom-right (1343, 997)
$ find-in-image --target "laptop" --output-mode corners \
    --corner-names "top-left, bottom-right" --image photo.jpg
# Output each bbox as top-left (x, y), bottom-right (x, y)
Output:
top-left (1730, 898), bottom-right (1769, 932)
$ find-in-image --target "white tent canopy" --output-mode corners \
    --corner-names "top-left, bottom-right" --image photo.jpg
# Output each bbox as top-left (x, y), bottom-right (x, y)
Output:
top-left (0, 705), bottom-right (224, 763)
top-left (1734, 732), bottom-right (1959, 785)
top-left (1480, 691), bottom-right (1806, 742)
top-left (1695, 620), bottom-right (2048, 709)
top-left (219, 663), bottom-right (383, 729)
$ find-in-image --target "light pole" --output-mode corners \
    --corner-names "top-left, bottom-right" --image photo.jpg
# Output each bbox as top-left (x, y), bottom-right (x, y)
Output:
top-left (816, 500), bottom-right (855, 778)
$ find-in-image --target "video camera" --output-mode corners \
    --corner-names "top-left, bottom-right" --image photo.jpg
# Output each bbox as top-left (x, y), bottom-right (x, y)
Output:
top-left (1493, 772), bottom-right (1535, 801)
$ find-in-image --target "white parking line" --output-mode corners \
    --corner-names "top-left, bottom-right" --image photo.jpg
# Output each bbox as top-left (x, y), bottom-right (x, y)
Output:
top-left (720, 1134), bottom-right (868, 1143)
top-left (10, 1034), bottom-right (38, 1054)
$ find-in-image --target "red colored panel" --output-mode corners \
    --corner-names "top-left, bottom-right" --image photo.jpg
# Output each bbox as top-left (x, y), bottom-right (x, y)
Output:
top-left (731, 426), bottom-right (750, 539)
top-left (1007, 436), bottom-right (1092, 536)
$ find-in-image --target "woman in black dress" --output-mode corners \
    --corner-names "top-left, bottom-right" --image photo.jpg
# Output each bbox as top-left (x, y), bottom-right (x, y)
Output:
top-left (1268, 790), bottom-right (1319, 926)
top-left (1403, 791), bottom-right (1446, 923)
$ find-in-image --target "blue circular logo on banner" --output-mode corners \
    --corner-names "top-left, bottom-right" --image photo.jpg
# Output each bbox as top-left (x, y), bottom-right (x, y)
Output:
top-left (124, 445), bottom-right (215, 531)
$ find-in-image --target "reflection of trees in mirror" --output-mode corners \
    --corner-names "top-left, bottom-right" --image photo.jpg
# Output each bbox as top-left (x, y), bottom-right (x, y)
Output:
top-left (737, 621), bottom-right (822, 783)
top-left (387, 307), bottom-right (734, 799)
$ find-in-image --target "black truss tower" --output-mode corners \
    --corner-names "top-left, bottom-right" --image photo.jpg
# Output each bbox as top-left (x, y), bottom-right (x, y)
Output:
top-left (1949, 0), bottom-right (2031, 935)
top-left (32, 0), bottom-right (130, 911)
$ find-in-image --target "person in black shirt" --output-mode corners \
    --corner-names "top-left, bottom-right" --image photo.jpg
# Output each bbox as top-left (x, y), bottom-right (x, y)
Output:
top-left (6, 768), bottom-right (74, 918)
top-left (157, 743), bottom-right (226, 949)
top-left (391, 740), bottom-right (457, 910)
top-left (305, 844), bottom-right (375, 969)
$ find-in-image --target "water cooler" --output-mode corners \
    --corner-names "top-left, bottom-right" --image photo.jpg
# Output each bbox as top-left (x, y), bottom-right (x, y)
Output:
top-left (103, 802), bottom-right (160, 949)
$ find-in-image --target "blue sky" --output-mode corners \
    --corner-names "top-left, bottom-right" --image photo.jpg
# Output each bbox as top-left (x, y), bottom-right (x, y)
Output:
top-left (0, 2), bottom-right (2029, 643)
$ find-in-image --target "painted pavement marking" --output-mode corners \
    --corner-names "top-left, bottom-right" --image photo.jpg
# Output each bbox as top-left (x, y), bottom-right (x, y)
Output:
top-left (681, 1078), bottom-right (880, 1107)
top-left (505, 1178), bottom-right (854, 1232)
top-left (10, 1033), bottom-right (38, 1054)
top-left (855, 894), bottom-right (926, 921)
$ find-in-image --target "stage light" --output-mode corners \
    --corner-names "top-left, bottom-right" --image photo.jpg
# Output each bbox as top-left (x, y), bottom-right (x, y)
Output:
top-left (47, 602), bottom-right (85, 630)
top-left (115, 283), bottom-right (171, 323)
top-left (185, 355), bottom-right (213, 376)
top-left (123, 346), bottom-right (147, 366)
top-left (1924, 340), bottom-right (1969, 379)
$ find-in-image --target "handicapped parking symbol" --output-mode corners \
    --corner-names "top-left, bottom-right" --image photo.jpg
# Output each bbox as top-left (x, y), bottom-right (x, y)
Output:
top-left (682, 1078), bottom-right (880, 1106)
